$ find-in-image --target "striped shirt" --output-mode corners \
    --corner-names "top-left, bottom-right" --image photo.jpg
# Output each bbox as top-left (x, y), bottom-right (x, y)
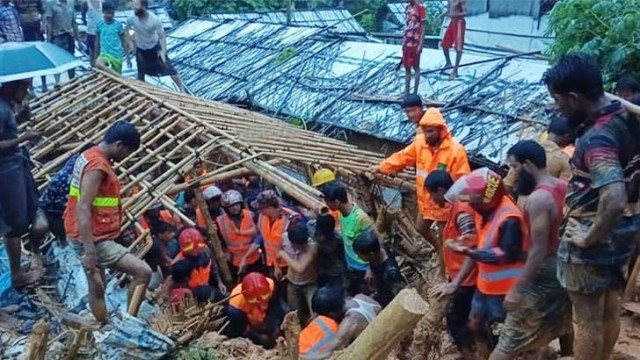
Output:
top-left (559, 101), bottom-right (640, 265)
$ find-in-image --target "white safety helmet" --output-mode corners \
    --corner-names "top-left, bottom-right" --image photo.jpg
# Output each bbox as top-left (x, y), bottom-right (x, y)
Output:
top-left (203, 186), bottom-right (223, 200)
top-left (222, 190), bottom-right (243, 208)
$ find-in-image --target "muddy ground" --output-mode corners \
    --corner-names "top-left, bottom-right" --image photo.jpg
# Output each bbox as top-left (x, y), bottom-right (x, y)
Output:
top-left (192, 312), bottom-right (640, 360)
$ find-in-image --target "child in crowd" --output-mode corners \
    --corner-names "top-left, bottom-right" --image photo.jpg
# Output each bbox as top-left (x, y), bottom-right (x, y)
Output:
top-left (94, 1), bottom-right (129, 74)
top-left (167, 259), bottom-right (194, 306)
top-left (353, 229), bottom-right (405, 307)
top-left (278, 223), bottom-right (318, 327)
top-left (144, 222), bottom-right (178, 276)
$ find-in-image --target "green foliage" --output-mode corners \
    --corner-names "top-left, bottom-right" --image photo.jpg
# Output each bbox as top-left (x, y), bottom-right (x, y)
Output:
top-left (275, 47), bottom-right (297, 62)
top-left (425, 0), bottom-right (447, 35)
top-left (547, 0), bottom-right (640, 85)
top-left (172, 0), bottom-right (289, 20)
top-left (173, 345), bottom-right (218, 360)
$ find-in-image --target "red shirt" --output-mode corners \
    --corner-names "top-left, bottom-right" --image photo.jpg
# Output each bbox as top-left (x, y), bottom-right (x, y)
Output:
top-left (526, 179), bottom-right (567, 254)
top-left (403, 2), bottom-right (426, 48)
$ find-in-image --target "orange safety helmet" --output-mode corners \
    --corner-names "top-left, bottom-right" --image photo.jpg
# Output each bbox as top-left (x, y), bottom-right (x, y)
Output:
top-left (445, 167), bottom-right (505, 212)
top-left (242, 272), bottom-right (272, 304)
top-left (178, 228), bottom-right (208, 256)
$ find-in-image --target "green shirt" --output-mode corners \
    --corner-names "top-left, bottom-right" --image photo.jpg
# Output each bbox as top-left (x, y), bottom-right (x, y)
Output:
top-left (340, 206), bottom-right (373, 271)
top-left (96, 19), bottom-right (124, 58)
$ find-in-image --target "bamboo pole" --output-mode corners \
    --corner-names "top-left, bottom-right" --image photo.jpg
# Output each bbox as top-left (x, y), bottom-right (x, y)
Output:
top-left (193, 188), bottom-right (233, 284)
top-left (336, 289), bottom-right (428, 360)
top-left (28, 319), bottom-right (49, 360)
top-left (64, 328), bottom-right (89, 360)
top-left (167, 158), bottom-right (285, 194)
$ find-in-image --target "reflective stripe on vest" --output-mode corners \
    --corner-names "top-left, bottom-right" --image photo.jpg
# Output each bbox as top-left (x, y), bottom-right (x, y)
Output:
top-left (299, 316), bottom-right (339, 356)
top-left (69, 185), bottom-right (120, 207)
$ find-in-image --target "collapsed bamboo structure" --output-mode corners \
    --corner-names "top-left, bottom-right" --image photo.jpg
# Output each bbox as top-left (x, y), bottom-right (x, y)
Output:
top-left (11, 70), bottom-right (428, 357)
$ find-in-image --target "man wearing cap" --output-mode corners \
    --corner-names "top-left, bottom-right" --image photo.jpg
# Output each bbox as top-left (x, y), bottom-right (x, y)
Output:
top-left (368, 107), bottom-right (470, 267)
top-left (252, 190), bottom-right (301, 281)
top-left (197, 185), bottom-right (224, 228)
top-left (217, 189), bottom-right (263, 277)
top-left (445, 168), bottom-right (529, 359)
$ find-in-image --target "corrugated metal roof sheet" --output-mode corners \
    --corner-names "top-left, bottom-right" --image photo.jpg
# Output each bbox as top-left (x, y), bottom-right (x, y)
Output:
top-left (208, 9), bottom-right (366, 34)
top-left (166, 18), bottom-right (553, 164)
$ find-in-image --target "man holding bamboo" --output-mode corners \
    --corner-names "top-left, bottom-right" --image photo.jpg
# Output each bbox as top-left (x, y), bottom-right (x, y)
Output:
top-left (64, 121), bottom-right (152, 322)
top-left (368, 107), bottom-right (470, 270)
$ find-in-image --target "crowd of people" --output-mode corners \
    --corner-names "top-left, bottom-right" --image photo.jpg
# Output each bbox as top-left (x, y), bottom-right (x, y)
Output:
top-left (0, 0), bottom-right (185, 91)
top-left (1, 8), bottom-right (640, 354)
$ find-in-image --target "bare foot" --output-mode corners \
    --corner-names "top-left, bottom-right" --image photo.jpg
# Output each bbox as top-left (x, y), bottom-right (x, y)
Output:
top-left (12, 269), bottom-right (43, 289)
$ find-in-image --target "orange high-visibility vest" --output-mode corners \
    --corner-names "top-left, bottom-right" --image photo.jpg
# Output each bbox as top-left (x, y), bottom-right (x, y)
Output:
top-left (299, 316), bottom-right (339, 356)
top-left (258, 208), bottom-right (299, 267)
top-left (174, 252), bottom-right (212, 289)
top-left (229, 278), bottom-right (276, 327)
top-left (442, 200), bottom-right (478, 287)
top-left (475, 196), bottom-right (529, 295)
top-left (64, 146), bottom-right (121, 242)
top-left (216, 210), bottom-right (260, 267)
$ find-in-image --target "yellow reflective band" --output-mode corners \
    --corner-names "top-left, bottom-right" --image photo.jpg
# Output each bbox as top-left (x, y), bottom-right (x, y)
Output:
top-left (69, 186), bottom-right (120, 207)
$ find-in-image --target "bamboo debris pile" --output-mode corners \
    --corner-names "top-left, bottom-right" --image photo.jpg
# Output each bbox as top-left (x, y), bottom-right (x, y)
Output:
top-left (149, 296), bottom-right (226, 346)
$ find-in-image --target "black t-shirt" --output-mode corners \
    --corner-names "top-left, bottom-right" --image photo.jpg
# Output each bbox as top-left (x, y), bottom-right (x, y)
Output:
top-left (370, 253), bottom-right (404, 307)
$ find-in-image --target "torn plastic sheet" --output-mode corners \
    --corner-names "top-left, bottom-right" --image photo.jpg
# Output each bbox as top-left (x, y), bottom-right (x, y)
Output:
top-left (93, 312), bottom-right (175, 360)
top-left (51, 242), bottom-right (156, 321)
top-left (0, 242), bottom-right (174, 358)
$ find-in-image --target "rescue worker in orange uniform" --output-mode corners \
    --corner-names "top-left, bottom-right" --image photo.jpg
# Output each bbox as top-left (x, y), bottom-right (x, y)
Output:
top-left (252, 190), bottom-right (301, 280)
top-left (172, 227), bottom-right (227, 295)
top-left (368, 107), bottom-right (470, 260)
top-left (299, 286), bottom-right (382, 359)
top-left (183, 159), bottom-right (208, 183)
top-left (311, 168), bottom-right (341, 231)
top-left (137, 203), bottom-right (177, 237)
top-left (196, 186), bottom-right (224, 228)
top-left (63, 121), bottom-right (152, 322)
top-left (426, 170), bottom-right (478, 360)
top-left (299, 288), bottom-right (341, 358)
top-left (445, 168), bottom-right (529, 359)
top-left (216, 190), bottom-right (263, 277)
top-left (224, 272), bottom-right (290, 348)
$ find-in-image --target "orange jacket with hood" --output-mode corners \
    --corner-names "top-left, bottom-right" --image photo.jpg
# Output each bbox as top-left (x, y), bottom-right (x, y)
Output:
top-left (378, 108), bottom-right (470, 222)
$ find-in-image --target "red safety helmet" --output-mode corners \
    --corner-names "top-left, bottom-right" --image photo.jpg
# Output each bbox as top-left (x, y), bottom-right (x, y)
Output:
top-left (178, 228), bottom-right (207, 256)
top-left (445, 167), bottom-right (505, 211)
top-left (242, 272), bottom-right (272, 305)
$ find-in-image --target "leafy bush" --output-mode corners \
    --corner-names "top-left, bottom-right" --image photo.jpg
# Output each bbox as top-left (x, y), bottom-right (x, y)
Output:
top-left (172, 0), bottom-right (288, 20)
top-left (547, 0), bottom-right (640, 86)
top-left (425, 0), bottom-right (447, 35)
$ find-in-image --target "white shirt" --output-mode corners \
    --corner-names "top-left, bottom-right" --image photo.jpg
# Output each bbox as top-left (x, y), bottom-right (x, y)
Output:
top-left (126, 12), bottom-right (162, 50)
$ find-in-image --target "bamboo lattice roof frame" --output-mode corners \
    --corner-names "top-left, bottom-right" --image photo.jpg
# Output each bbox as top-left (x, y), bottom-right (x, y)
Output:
top-left (25, 70), bottom-right (415, 234)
